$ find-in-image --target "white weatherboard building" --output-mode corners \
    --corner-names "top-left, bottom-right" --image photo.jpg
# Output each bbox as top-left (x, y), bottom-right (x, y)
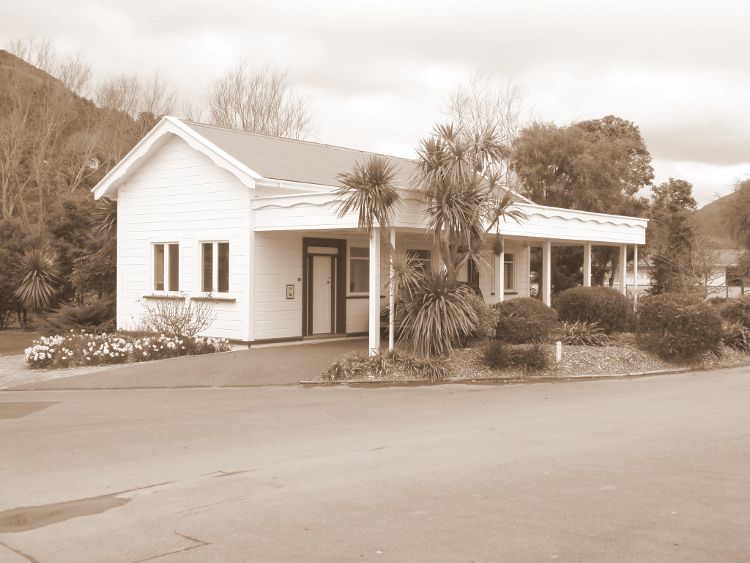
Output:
top-left (92, 117), bottom-right (648, 353)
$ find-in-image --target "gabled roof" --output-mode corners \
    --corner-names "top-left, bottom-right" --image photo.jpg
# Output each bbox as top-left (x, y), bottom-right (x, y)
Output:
top-left (92, 116), bottom-right (533, 203)
top-left (185, 121), bottom-right (417, 189)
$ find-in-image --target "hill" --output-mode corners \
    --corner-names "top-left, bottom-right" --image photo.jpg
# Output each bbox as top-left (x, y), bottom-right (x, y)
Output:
top-left (694, 191), bottom-right (741, 249)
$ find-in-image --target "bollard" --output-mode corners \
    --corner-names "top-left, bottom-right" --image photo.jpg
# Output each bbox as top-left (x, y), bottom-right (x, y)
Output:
top-left (555, 341), bottom-right (562, 363)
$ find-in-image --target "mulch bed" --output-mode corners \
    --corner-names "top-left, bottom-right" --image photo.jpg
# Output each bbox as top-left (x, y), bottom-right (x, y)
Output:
top-left (313, 336), bottom-right (750, 383)
top-left (449, 343), bottom-right (750, 381)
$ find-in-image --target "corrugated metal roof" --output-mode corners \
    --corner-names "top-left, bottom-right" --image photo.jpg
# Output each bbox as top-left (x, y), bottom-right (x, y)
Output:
top-left (184, 121), bottom-right (418, 189)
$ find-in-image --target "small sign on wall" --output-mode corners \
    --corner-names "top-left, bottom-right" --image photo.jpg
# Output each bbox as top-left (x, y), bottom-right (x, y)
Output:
top-left (286, 284), bottom-right (295, 300)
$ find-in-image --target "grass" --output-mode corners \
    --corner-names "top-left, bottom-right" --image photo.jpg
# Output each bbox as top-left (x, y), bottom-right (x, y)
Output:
top-left (0, 329), bottom-right (47, 356)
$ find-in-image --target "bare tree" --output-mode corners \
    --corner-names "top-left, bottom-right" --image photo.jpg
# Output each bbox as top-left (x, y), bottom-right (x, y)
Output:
top-left (0, 65), bottom-right (84, 224)
top-left (178, 100), bottom-right (204, 123)
top-left (94, 72), bottom-right (176, 119)
top-left (8, 38), bottom-right (92, 97)
top-left (445, 73), bottom-right (531, 189)
top-left (207, 61), bottom-right (311, 139)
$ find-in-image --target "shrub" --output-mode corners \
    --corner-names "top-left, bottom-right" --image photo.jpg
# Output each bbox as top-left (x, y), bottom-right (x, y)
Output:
top-left (320, 352), bottom-right (389, 381)
top-left (554, 286), bottom-right (630, 333)
top-left (721, 296), bottom-right (750, 329)
top-left (140, 297), bottom-right (216, 337)
top-left (398, 272), bottom-right (479, 357)
top-left (482, 340), bottom-right (514, 369)
top-left (560, 320), bottom-right (610, 346)
top-left (45, 297), bottom-right (115, 332)
top-left (637, 294), bottom-right (723, 361)
top-left (481, 340), bottom-right (549, 372)
top-left (470, 296), bottom-right (499, 341)
top-left (400, 354), bottom-right (451, 381)
top-left (24, 331), bottom-right (230, 369)
top-left (722, 322), bottom-right (750, 353)
top-left (320, 351), bottom-right (451, 382)
top-left (513, 344), bottom-right (550, 372)
top-left (494, 298), bottom-right (558, 343)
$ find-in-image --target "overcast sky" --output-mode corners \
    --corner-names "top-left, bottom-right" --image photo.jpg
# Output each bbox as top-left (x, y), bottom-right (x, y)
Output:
top-left (2, 0), bottom-right (748, 205)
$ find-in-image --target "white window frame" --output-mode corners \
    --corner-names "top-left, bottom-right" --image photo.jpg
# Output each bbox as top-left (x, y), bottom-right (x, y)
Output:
top-left (504, 253), bottom-right (515, 291)
top-left (200, 241), bottom-right (230, 294)
top-left (152, 242), bottom-right (180, 293)
top-left (348, 246), bottom-right (370, 296)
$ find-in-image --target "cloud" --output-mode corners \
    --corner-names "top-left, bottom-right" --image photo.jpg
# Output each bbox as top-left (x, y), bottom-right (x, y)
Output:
top-left (1, 0), bottom-right (747, 202)
top-left (652, 159), bottom-right (750, 205)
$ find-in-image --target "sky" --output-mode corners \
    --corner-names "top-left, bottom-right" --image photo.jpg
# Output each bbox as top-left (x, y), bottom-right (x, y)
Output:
top-left (2, 0), bottom-right (748, 205)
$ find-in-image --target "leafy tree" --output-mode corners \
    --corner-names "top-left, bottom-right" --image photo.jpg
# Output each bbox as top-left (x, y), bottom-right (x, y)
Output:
top-left (511, 115), bottom-right (653, 291)
top-left (511, 116), bottom-right (653, 212)
top-left (646, 178), bottom-right (698, 294)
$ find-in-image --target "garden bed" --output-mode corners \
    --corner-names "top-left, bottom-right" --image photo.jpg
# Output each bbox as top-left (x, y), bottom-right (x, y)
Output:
top-left (313, 338), bottom-right (750, 384)
top-left (24, 331), bottom-right (231, 369)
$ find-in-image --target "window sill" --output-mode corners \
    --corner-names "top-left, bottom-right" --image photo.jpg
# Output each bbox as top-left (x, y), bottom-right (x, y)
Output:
top-left (190, 293), bottom-right (237, 302)
top-left (346, 294), bottom-right (386, 300)
top-left (143, 293), bottom-right (185, 300)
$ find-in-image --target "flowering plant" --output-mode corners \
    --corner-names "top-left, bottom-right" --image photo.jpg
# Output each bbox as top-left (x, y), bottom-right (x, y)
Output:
top-left (25, 330), bottom-right (231, 369)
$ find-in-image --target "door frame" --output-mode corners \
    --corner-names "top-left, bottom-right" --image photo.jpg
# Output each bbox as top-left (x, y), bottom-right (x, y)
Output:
top-left (302, 237), bottom-right (347, 336)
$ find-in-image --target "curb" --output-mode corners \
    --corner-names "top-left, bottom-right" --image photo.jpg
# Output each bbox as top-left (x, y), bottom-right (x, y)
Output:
top-left (300, 363), bottom-right (750, 387)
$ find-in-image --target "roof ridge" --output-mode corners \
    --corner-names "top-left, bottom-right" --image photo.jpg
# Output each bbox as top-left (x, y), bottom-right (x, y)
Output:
top-left (180, 118), bottom-right (417, 164)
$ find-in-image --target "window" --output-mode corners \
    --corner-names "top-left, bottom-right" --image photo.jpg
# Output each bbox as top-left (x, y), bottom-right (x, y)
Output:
top-left (202, 242), bottom-right (230, 293)
top-left (349, 247), bottom-right (369, 293)
top-left (407, 249), bottom-right (431, 272)
top-left (504, 253), bottom-right (514, 291)
top-left (467, 259), bottom-right (480, 288)
top-left (153, 243), bottom-right (179, 292)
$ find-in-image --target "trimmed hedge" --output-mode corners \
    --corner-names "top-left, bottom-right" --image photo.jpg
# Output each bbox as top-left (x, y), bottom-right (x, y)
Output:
top-left (555, 286), bottom-right (630, 333)
top-left (637, 293), bottom-right (723, 361)
top-left (721, 296), bottom-right (750, 329)
top-left (494, 298), bottom-right (558, 343)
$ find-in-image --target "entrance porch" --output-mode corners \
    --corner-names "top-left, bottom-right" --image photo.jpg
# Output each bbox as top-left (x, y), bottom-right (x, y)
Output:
top-left (252, 190), bottom-right (648, 354)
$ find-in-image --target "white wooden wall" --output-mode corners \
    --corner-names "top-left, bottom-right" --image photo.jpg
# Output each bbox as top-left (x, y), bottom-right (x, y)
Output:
top-left (116, 135), bottom-right (253, 341)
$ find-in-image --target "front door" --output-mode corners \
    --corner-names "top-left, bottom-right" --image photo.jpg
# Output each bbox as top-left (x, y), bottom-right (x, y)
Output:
top-left (311, 255), bottom-right (334, 334)
top-left (303, 238), bottom-right (346, 337)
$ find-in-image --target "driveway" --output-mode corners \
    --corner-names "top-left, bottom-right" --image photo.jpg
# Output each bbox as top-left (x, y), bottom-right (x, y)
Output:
top-left (3, 338), bottom-right (367, 391)
top-left (1, 366), bottom-right (749, 561)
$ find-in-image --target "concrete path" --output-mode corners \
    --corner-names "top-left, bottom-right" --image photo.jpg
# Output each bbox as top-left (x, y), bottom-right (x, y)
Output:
top-left (0, 365), bottom-right (749, 561)
top-left (5, 338), bottom-right (367, 391)
top-left (0, 354), bottom-right (112, 390)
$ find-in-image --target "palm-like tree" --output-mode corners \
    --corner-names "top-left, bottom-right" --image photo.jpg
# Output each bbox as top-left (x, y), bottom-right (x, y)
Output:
top-left (333, 155), bottom-right (401, 234)
top-left (93, 197), bottom-right (117, 238)
top-left (415, 123), bottom-right (526, 282)
top-left (14, 247), bottom-right (59, 311)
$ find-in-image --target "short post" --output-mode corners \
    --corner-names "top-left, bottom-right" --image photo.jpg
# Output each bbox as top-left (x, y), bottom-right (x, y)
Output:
top-left (555, 341), bottom-right (562, 363)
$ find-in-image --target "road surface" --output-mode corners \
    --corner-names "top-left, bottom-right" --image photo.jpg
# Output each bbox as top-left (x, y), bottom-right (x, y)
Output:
top-left (1, 366), bottom-right (749, 561)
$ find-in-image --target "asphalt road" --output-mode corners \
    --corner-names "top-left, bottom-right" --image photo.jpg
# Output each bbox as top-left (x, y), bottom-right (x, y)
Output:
top-left (1, 366), bottom-right (749, 562)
